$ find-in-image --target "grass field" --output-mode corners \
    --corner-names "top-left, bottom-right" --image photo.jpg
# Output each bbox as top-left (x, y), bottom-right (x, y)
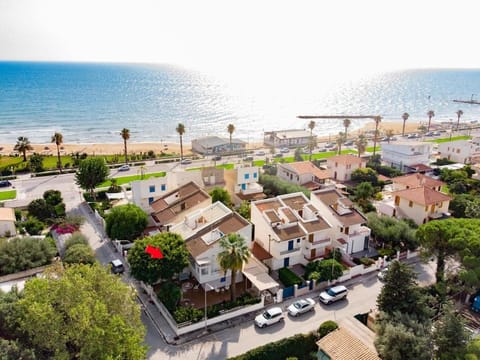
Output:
top-left (97, 171), bottom-right (166, 188)
top-left (0, 190), bottom-right (16, 201)
top-left (428, 135), bottom-right (471, 144)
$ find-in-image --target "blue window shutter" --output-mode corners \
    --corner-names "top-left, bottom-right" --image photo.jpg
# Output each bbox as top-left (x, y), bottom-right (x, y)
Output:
top-left (253, 172), bottom-right (257, 178)
top-left (149, 185), bottom-right (155, 193)
top-left (161, 184), bottom-right (166, 191)
top-left (148, 197), bottom-right (154, 204)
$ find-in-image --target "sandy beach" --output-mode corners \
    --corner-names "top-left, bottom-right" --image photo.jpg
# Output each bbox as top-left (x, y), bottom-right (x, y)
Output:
top-left (0, 121), bottom-right (425, 156)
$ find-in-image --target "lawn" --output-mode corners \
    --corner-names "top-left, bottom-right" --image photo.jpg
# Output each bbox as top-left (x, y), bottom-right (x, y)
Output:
top-left (97, 171), bottom-right (166, 188)
top-left (252, 149), bottom-right (357, 167)
top-left (0, 190), bottom-right (16, 201)
top-left (428, 135), bottom-right (471, 144)
top-left (187, 163), bottom-right (235, 171)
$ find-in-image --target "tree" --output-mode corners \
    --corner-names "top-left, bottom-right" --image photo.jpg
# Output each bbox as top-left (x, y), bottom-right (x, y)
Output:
top-left (427, 110), bottom-right (435, 132)
top-left (293, 147), bottom-right (303, 162)
top-left (16, 263), bottom-right (146, 359)
top-left (43, 189), bottom-right (63, 207)
top-left (105, 203), bottom-right (148, 241)
top-left (343, 118), bottom-right (351, 141)
top-left (305, 259), bottom-right (343, 283)
top-left (14, 136), bottom-right (33, 162)
top-left (64, 232), bottom-right (89, 249)
top-left (0, 339), bottom-right (36, 360)
top-left (456, 109), bottom-right (464, 131)
top-left (354, 133), bottom-right (368, 157)
top-left (120, 128), bottom-right (130, 164)
top-left (227, 123), bottom-right (235, 151)
top-left (51, 132), bottom-right (63, 173)
top-left (28, 153), bottom-right (44, 172)
top-left (63, 244), bottom-right (95, 265)
top-left (432, 303), bottom-right (469, 360)
top-left (336, 131), bottom-right (346, 155)
top-left (237, 201), bottom-right (251, 220)
top-left (354, 182), bottom-right (376, 202)
top-left (176, 123), bottom-right (186, 160)
top-left (401, 112), bottom-right (409, 137)
top-left (74, 157), bottom-right (110, 201)
top-left (385, 129), bottom-right (394, 143)
top-left (351, 167), bottom-right (379, 185)
top-left (27, 198), bottom-right (53, 222)
top-left (308, 120), bottom-right (316, 161)
top-left (209, 187), bottom-right (232, 208)
top-left (367, 213), bottom-right (418, 251)
top-left (371, 116), bottom-right (382, 156)
top-left (318, 320), bottom-right (338, 338)
top-left (128, 233), bottom-right (189, 285)
top-left (0, 237), bottom-right (56, 276)
top-left (217, 233), bottom-right (251, 301)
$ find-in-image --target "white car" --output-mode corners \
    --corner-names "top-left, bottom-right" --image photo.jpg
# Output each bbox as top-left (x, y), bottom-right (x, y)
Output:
top-left (287, 298), bottom-right (315, 316)
top-left (378, 267), bottom-right (389, 281)
top-left (280, 147), bottom-right (290, 153)
top-left (180, 159), bottom-right (192, 165)
top-left (254, 307), bottom-right (284, 328)
top-left (118, 164), bottom-right (130, 171)
top-left (319, 285), bottom-right (348, 304)
top-left (256, 151), bottom-right (266, 156)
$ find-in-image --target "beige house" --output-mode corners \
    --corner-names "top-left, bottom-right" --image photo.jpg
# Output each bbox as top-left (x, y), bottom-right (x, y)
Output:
top-left (317, 327), bottom-right (380, 360)
top-left (438, 137), bottom-right (480, 164)
top-left (326, 155), bottom-right (366, 182)
top-left (391, 173), bottom-right (444, 192)
top-left (0, 208), bottom-right (16, 237)
top-left (277, 161), bottom-right (331, 190)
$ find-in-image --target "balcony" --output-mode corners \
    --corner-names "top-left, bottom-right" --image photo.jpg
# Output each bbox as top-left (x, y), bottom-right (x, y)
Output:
top-left (308, 237), bottom-right (331, 246)
top-left (280, 247), bottom-right (301, 256)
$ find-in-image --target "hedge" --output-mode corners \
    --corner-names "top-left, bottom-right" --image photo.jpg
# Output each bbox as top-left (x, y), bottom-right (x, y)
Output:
top-left (279, 267), bottom-right (303, 287)
top-left (228, 332), bottom-right (318, 360)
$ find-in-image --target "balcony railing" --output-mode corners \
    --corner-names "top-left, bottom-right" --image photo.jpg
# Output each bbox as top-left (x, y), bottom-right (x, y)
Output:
top-left (308, 237), bottom-right (331, 245)
top-left (280, 247), bottom-right (301, 256)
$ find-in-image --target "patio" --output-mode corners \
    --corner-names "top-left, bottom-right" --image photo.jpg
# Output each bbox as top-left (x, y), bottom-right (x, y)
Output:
top-left (179, 279), bottom-right (248, 309)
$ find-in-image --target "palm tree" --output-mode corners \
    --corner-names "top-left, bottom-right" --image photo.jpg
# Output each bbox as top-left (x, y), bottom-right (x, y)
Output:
top-left (14, 136), bottom-right (33, 162)
top-left (385, 129), bottom-right (395, 144)
top-left (227, 123), bottom-right (235, 152)
top-left (427, 110), bottom-right (435, 132)
top-left (456, 110), bottom-right (464, 131)
top-left (176, 123), bottom-right (186, 160)
top-left (308, 120), bottom-right (316, 161)
top-left (401, 112), bottom-right (409, 137)
top-left (51, 132), bottom-right (63, 173)
top-left (372, 116), bottom-right (382, 157)
top-left (355, 134), bottom-right (368, 157)
top-left (336, 132), bottom-right (346, 155)
top-left (343, 118), bottom-right (351, 141)
top-left (217, 233), bottom-right (251, 302)
top-left (120, 128), bottom-right (130, 164)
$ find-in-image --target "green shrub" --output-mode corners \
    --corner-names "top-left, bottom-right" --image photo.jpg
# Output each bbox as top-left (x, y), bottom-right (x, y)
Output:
top-left (63, 244), bottom-right (95, 265)
top-left (173, 305), bottom-right (203, 324)
top-left (359, 257), bottom-right (375, 266)
top-left (378, 248), bottom-right (396, 259)
top-left (156, 281), bottom-right (181, 313)
top-left (64, 232), bottom-right (88, 249)
top-left (228, 332), bottom-right (318, 360)
top-left (318, 320), bottom-right (338, 338)
top-left (21, 218), bottom-right (45, 235)
top-left (279, 267), bottom-right (303, 287)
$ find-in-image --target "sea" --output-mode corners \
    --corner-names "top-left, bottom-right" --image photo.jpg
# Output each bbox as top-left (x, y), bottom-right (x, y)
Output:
top-left (1, 61), bottom-right (479, 144)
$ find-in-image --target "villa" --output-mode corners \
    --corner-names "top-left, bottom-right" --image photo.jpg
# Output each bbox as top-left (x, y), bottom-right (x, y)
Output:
top-left (325, 154), bottom-right (366, 182)
top-left (438, 137), bottom-right (480, 164)
top-left (277, 161), bottom-right (331, 190)
top-left (381, 141), bottom-right (432, 172)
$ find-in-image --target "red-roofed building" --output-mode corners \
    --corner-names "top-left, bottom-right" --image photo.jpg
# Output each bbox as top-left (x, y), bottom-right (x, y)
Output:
top-left (277, 161), bottom-right (331, 190)
top-left (326, 155), bottom-right (367, 182)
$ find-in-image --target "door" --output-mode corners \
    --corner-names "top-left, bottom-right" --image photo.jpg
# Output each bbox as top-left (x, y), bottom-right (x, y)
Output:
top-left (310, 248), bottom-right (316, 259)
top-left (288, 240), bottom-right (294, 251)
top-left (364, 236), bottom-right (369, 250)
top-left (283, 257), bottom-right (290, 267)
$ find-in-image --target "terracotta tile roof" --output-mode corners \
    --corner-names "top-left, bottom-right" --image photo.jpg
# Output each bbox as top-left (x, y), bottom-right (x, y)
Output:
top-left (186, 212), bottom-right (250, 258)
top-left (254, 199), bottom-right (282, 212)
top-left (273, 223), bottom-right (306, 241)
top-left (392, 173), bottom-right (444, 189)
top-left (251, 242), bottom-right (272, 261)
top-left (312, 189), bottom-right (367, 227)
top-left (393, 186), bottom-right (452, 206)
top-left (408, 163), bottom-right (433, 172)
top-left (317, 328), bottom-right (380, 360)
top-left (0, 207), bottom-right (15, 222)
top-left (150, 181), bottom-right (210, 224)
top-left (281, 161), bottom-right (331, 180)
top-left (378, 174), bottom-right (391, 183)
top-left (327, 154), bottom-right (366, 165)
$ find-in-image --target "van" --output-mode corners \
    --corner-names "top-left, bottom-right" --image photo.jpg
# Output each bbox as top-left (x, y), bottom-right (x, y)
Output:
top-left (110, 259), bottom-right (125, 274)
top-left (319, 285), bottom-right (348, 304)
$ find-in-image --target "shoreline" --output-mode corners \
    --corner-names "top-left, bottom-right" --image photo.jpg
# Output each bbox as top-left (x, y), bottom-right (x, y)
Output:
top-left (0, 121), bottom-right (428, 156)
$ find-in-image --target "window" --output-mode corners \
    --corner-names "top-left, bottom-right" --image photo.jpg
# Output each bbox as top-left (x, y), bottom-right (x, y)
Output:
top-left (253, 172), bottom-right (257, 179)
top-left (201, 267), bottom-right (208, 276)
top-left (409, 201), bottom-right (413, 207)
top-left (297, 238), bottom-right (301, 243)
top-left (220, 277), bottom-right (226, 283)
top-left (344, 227), bottom-right (349, 235)
top-left (149, 185), bottom-right (155, 193)
top-left (161, 184), bottom-right (166, 191)
top-left (394, 196), bottom-right (400, 206)
top-left (148, 197), bottom-right (154, 204)
top-left (288, 240), bottom-right (294, 251)
top-left (244, 173), bottom-right (250, 180)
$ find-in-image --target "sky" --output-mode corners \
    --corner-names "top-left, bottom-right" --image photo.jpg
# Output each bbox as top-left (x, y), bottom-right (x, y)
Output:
top-left (1, 0), bottom-right (479, 78)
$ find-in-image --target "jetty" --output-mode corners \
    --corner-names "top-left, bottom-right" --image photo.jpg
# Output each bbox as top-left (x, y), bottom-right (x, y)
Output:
top-left (453, 94), bottom-right (480, 105)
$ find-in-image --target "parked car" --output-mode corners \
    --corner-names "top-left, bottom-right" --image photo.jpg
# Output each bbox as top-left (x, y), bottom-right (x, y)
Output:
top-left (254, 307), bottom-right (284, 328)
top-left (425, 131), bottom-right (434, 137)
top-left (325, 142), bottom-right (335, 148)
top-left (319, 285), bottom-right (348, 304)
top-left (180, 159), bottom-right (192, 165)
top-left (280, 147), bottom-right (290, 153)
top-left (118, 164), bottom-right (130, 171)
top-left (212, 155), bottom-right (222, 161)
top-left (377, 267), bottom-right (389, 281)
top-left (433, 131), bottom-right (441, 136)
top-left (110, 259), bottom-right (125, 274)
top-left (317, 148), bottom-right (327, 153)
top-left (0, 180), bottom-right (12, 188)
top-left (287, 298), bottom-right (315, 316)
top-left (407, 133), bottom-right (418, 139)
top-left (256, 151), bottom-right (266, 156)
top-left (344, 140), bottom-right (354, 146)
top-left (273, 153), bottom-right (283, 158)
top-left (244, 156), bottom-right (254, 161)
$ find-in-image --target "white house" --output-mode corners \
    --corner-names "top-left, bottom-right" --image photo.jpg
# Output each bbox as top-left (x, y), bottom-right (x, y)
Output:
top-left (310, 188), bottom-right (371, 255)
top-left (263, 129), bottom-right (314, 148)
top-left (0, 208), bottom-right (16, 237)
top-left (277, 161), bottom-right (331, 190)
top-left (381, 141), bottom-right (432, 172)
top-left (325, 154), bottom-right (366, 182)
top-left (131, 176), bottom-right (169, 209)
top-left (233, 166), bottom-right (265, 201)
top-left (192, 136), bottom-right (246, 154)
top-left (438, 137), bottom-right (480, 164)
top-left (251, 193), bottom-right (333, 270)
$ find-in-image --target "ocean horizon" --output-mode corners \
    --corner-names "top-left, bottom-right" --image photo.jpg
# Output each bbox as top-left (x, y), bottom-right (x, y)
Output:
top-left (0, 61), bottom-right (479, 144)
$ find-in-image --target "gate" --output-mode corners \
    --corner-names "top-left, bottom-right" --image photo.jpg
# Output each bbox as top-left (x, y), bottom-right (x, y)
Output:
top-left (283, 285), bottom-right (294, 299)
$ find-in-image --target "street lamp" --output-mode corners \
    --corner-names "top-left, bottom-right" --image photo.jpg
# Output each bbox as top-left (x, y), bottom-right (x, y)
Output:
top-left (204, 283), bottom-right (214, 331)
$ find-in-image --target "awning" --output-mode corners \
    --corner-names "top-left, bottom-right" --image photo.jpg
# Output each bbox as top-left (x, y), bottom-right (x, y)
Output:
top-left (242, 256), bottom-right (279, 291)
top-left (106, 192), bottom-right (125, 200)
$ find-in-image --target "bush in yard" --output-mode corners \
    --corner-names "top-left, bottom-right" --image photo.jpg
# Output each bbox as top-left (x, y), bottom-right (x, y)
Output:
top-left (105, 203), bottom-right (148, 241)
top-left (27, 198), bottom-right (53, 222)
top-left (173, 306), bottom-right (203, 324)
top-left (21, 217), bottom-right (45, 235)
top-left (64, 232), bottom-right (88, 249)
top-left (63, 244), bottom-right (95, 265)
top-left (318, 320), bottom-right (338, 338)
top-left (227, 332), bottom-right (318, 360)
top-left (156, 281), bottom-right (181, 313)
top-left (43, 190), bottom-right (63, 207)
top-left (279, 267), bottom-right (303, 287)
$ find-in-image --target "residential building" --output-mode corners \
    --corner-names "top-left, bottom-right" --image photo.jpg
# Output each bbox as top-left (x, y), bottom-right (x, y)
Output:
top-left (131, 176), bottom-right (169, 209)
top-left (391, 173), bottom-right (445, 192)
top-left (277, 161), bottom-right (331, 190)
top-left (310, 188), bottom-right (371, 255)
top-left (326, 154), bottom-right (367, 182)
top-left (251, 193), bottom-right (333, 270)
top-left (317, 327), bottom-right (380, 360)
top-left (233, 166), bottom-right (265, 202)
top-left (438, 137), bottom-right (480, 164)
top-left (150, 181), bottom-right (211, 230)
top-left (381, 141), bottom-right (432, 172)
top-left (192, 136), bottom-right (246, 155)
top-left (170, 201), bottom-right (277, 292)
top-left (263, 129), bottom-right (314, 148)
top-left (378, 186), bottom-right (452, 226)
top-left (0, 207), bottom-right (16, 237)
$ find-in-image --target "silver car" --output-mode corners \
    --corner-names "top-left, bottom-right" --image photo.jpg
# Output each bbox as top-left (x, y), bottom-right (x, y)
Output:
top-left (254, 307), bottom-right (284, 328)
top-left (287, 298), bottom-right (315, 316)
top-left (319, 285), bottom-right (348, 304)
